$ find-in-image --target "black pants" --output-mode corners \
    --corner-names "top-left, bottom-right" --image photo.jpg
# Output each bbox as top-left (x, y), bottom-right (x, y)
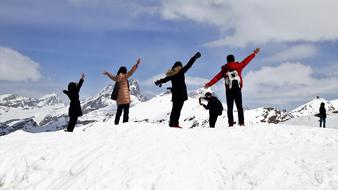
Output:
top-left (209, 114), bottom-right (219, 128)
top-left (169, 101), bottom-right (184, 127)
top-left (226, 88), bottom-right (244, 126)
top-left (115, 104), bottom-right (130, 125)
top-left (67, 116), bottom-right (78, 132)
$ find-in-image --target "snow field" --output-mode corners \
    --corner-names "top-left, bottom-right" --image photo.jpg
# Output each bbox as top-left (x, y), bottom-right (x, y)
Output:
top-left (1, 121), bottom-right (338, 190)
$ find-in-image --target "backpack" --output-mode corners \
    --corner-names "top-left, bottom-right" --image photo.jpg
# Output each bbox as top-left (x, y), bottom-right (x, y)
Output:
top-left (111, 82), bottom-right (119, 100)
top-left (215, 98), bottom-right (224, 115)
top-left (221, 65), bottom-right (241, 89)
top-left (225, 70), bottom-right (241, 89)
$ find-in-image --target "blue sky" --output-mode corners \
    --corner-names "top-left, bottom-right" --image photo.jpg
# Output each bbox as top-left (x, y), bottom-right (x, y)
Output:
top-left (1, 0), bottom-right (338, 110)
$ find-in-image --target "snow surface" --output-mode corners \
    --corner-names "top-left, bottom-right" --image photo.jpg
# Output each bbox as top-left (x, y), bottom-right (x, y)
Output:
top-left (1, 121), bottom-right (338, 190)
top-left (330, 99), bottom-right (338, 110)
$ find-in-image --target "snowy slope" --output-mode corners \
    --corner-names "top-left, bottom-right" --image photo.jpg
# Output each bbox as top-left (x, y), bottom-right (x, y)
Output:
top-left (1, 121), bottom-right (338, 190)
top-left (330, 99), bottom-right (338, 110)
top-left (290, 97), bottom-right (335, 117)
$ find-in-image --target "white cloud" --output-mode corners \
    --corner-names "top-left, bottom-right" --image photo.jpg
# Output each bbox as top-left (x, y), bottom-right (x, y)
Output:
top-left (243, 63), bottom-right (338, 105)
top-left (158, 0), bottom-right (338, 47)
top-left (0, 47), bottom-right (42, 82)
top-left (264, 44), bottom-right (318, 63)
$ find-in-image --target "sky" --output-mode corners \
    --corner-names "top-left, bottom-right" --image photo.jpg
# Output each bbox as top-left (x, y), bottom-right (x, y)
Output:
top-left (0, 0), bottom-right (338, 110)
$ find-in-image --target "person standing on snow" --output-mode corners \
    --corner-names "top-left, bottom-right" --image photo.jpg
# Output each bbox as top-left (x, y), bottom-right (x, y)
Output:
top-left (319, 102), bottom-right (326, 128)
top-left (103, 58), bottom-right (141, 125)
top-left (204, 48), bottom-right (260, 127)
top-left (63, 73), bottom-right (85, 132)
top-left (199, 92), bottom-right (223, 128)
top-left (155, 52), bottom-right (201, 128)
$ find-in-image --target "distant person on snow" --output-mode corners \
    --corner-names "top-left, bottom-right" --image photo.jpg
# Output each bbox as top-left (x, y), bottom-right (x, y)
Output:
top-left (155, 52), bottom-right (201, 128)
top-left (103, 58), bottom-right (141, 125)
top-left (199, 92), bottom-right (223, 128)
top-left (319, 102), bottom-right (326, 128)
top-left (63, 73), bottom-right (85, 132)
top-left (204, 48), bottom-right (260, 127)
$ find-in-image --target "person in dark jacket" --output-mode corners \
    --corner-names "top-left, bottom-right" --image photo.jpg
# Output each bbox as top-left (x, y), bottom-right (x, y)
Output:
top-left (63, 73), bottom-right (85, 132)
top-left (199, 92), bottom-right (223, 128)
top-left (204, 48), bottom-right (260, 127)
top-left (319, 102), bottom-right (326, 128)
top-left (155, 52), bottom-right (201, 128)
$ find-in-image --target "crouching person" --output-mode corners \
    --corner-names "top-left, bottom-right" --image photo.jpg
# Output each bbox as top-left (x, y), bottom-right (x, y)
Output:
top-left (199, 92), bottom-right (223, 128)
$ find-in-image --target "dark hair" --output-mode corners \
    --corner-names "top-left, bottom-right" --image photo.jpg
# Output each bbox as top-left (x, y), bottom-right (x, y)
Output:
top-left (68, 82), bottom-right (77, 92)
top-left (205, 92), bottom-right (212, 97)
top-left (172, 61), bottom-right (182, 69)
top-left (227, 54), bottom-right (235, 63)
top-left (117, 67), bottom-right (127, 75)
top-left (320, 102), bottom-right (325, 107)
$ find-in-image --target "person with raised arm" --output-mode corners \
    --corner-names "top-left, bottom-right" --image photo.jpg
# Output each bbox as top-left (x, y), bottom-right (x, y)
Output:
top-left (103, 58), bottom-right (141, 125)
top-left (155, 52), bottom-right (201, 128)
top-left (63, 73), bottom-right (85, 132)
top-left (204, 48), bottom-right (260, 127)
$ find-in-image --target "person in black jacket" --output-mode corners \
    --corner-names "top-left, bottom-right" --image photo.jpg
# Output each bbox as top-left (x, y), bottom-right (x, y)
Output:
top-left (155, 52), bottom-right (201, 128)
top-left (319, 102), bottom-right (326, 128)
top-left (63, 73), bottom-right (85, 132)
top-left (199, 92), bottom-right (223, 128)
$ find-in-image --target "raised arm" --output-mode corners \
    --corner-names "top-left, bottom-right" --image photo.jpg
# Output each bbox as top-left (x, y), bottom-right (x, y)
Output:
top-left (182, 52), bottom-right (201, 73)
top-left (76, 73), bottom-right (85, 92)
top-left (127, 58), bottom-right (141, 78)
top-left (238, 48), bottom-right (260, 68)
top-left (103, 71), bottom-right (118, 81)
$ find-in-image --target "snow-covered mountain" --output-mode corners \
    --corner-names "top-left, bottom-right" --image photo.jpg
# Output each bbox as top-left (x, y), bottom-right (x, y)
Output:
top-left (1, 84), bottom-right (337, 136)
top-left (0, 92), bottom-right (63, 109)
top-left (82, 79), bottom-right (146, 113)
top-left (290, 97), bottom-right (335, 117)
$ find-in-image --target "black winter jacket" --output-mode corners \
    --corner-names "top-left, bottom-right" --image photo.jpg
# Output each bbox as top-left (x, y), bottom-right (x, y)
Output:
top-left (158, 56), bottom-right (198, 102)
top-left (203, 97), bottom-right (223, 115)
top-left (319, 106), bottom-right (326, 119)
top-left (63, 79), bottom-right (84, 117)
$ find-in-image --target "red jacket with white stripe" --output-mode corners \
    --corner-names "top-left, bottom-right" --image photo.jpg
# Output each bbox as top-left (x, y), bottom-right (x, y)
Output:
top-left (206, 53), bottom-right (256, 89)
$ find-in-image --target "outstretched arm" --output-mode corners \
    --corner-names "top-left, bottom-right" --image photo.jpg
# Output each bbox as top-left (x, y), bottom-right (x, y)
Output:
top-left (182, 52), bottom-right (201, 73)
top-left (103, 71), bottom-right (118, 81)
top-left (76, 73), bottom-right (85, 92)
top-left (63, 90), bottom-right (70, 96)
top-left (204, 71), bottom-right (223, 88)
top-left (155, 76), bottom-right (171, 87)
top-left (239, 48), bottom-right (260, 68)
top-left (127, 58), bottom-right (141, 78)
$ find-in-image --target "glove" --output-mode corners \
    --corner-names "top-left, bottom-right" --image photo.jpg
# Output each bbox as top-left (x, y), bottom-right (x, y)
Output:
top-left (155, 80), bottom-right (162, 87)
top-left (194, 52), bottom-right (201, 59)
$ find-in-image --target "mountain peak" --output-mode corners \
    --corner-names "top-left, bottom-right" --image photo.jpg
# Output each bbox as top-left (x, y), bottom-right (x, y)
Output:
top-left (291, 97), bottom-right (335, 117)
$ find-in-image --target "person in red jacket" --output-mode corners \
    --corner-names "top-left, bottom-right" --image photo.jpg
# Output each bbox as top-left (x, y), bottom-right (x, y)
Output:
top-left (204, 48), bottom-right (260, 127)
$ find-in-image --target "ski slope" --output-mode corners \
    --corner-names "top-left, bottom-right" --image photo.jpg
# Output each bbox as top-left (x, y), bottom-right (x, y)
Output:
top-left (1, 121), bottom-right (338, 190)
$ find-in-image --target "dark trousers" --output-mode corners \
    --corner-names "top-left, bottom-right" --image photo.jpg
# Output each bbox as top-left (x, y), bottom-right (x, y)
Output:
top-left (67, 116), bottom-right (78, 132)
top-left (226, 88), bottom-right (244, 126)
top-left (209, 114), bottom-right (219, 128)
top-left (115, 104), bottom-right (130, 125)
top-left (320, 117), bottom-right (326, 128)
top-left (169, 101), bottom-right (184, 127)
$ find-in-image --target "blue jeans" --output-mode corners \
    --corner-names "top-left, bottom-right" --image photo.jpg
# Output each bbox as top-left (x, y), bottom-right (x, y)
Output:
top-left (319, 118), bottom-right (326, 128)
